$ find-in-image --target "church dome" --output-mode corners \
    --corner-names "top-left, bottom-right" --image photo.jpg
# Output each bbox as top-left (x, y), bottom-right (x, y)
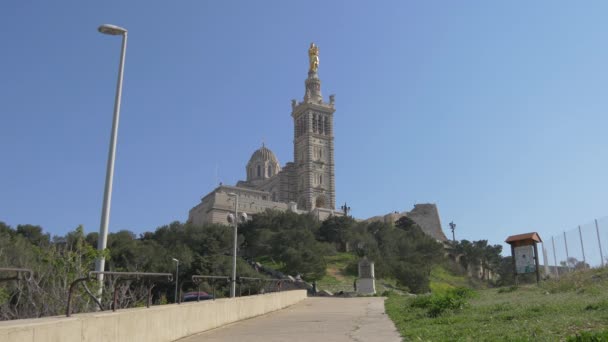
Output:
top-left (246, 144), bottom-right (281, 182)
top-left (249, 145), bottom-right (279, 165)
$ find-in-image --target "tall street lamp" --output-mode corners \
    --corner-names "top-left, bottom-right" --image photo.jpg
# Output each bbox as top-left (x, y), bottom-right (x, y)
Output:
top-left (172, 258), bottom-right (179, 302)
top-left (340, 202), bottom-right (351, 216)
top-left (226, 192), bottom-right (247, 298)
top-left (95, 24), bottom-right (128, 297)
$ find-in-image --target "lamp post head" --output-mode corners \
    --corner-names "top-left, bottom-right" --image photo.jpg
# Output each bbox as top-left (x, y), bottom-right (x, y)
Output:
top-left (98, 24), bottom-right (127, 35)
top-left (172, 258), bottom-right (179, 263)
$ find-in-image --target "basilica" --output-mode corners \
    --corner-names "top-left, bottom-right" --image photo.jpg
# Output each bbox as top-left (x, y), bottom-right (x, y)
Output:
top-left (188, 43), bottom-right (342, 226)
top-left (187, 44), bottom-right (447, 242)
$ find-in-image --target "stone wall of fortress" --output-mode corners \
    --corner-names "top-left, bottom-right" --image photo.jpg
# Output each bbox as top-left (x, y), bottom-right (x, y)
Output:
top-left (364, 203), bottom-right (447, 241)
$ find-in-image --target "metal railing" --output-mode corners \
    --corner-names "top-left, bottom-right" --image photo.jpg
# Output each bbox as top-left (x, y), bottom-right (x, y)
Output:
top-left (179, 275), bottom-right (230, 304)
top-left (179, 275), bottom-right (295, 302)
top-left (66, 271), bottom-right (172, 317)
top-left (237, 277), bottom-right (292, 296)
top-left (0, 267), bottom-right (33, 283)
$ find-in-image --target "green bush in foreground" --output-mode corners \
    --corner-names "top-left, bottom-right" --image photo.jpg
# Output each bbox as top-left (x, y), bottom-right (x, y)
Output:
top-left (567, 330), bottom-right (608, 342)
top-left (409, 287), bottom-right (476, 317)
top-left (497, 285), bottom-right (518, 294)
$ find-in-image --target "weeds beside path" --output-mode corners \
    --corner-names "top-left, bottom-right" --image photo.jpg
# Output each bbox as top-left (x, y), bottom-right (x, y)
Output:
top-left (385, 268), bottom-right (608, 341)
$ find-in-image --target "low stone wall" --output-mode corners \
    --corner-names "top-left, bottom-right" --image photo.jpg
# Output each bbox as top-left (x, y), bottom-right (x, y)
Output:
top-left (0, 290), bottom-right (307, 342)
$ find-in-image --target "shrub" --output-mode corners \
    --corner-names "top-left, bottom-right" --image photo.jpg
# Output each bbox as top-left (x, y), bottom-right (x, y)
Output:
top-left (381, 290), bottom-right (395, 297)
top-left (409, 287), bottom-right (475, 318)
top-left (497, 285), bottom-right (518, 294)
top-left (567, 330), bottom-right (608, 341)
top-left (585, 300), bottom-right (608, 311)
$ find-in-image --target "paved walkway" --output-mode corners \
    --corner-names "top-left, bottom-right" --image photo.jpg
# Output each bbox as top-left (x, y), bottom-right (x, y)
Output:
top-left (178, 297), bottom-right (402, 342)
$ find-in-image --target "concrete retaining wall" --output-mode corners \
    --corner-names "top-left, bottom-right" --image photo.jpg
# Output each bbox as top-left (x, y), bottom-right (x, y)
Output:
top-left (0, 290), bottom-right (307, 342)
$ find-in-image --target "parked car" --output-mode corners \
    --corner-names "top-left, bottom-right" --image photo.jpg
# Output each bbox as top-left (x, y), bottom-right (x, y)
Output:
top-left (182, 291), bottom-right (214, 302)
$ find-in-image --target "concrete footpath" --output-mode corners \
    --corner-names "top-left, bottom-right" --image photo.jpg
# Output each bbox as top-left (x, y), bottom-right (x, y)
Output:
top-left (177, 297), bottom-right (402, 342)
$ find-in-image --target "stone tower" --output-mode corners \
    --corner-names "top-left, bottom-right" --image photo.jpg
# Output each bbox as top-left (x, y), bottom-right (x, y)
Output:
top-left (291, 43), bottom-right (336, 210)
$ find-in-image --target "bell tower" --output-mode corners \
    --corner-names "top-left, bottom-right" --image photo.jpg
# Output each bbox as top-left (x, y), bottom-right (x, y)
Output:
top-left (291, 43), bottom-right (336, 211)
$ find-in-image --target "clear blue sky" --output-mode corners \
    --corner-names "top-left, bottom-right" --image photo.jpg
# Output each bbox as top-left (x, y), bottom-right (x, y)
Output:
top-left (2, 1), bottom-right (607, 253)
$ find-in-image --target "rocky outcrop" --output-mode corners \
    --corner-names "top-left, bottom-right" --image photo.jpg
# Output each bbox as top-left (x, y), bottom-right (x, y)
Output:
top-left (364, 203), bottom-right (448, 241)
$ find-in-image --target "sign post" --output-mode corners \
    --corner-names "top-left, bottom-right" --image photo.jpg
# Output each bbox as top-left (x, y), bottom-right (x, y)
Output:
top-left (505, 232), bottom-right (543, 285)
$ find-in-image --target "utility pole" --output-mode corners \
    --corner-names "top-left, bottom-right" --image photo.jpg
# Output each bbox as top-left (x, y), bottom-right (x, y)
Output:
top-left (449, 221), bottom-right (456, 242)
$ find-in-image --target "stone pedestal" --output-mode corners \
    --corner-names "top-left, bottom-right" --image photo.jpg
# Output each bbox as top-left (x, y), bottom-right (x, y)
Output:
top-left (356, 257), bottom-right (376, 295)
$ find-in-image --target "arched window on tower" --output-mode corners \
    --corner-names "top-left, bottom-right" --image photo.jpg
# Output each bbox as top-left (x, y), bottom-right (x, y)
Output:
top-left (257, 165), bottom-right (261, 178)
top-left (324, 117), bottom-right (329, 135)
top-left (268, 165), bottom-right (272, 177)
top-left (320, 116), bottom-right (325, 135)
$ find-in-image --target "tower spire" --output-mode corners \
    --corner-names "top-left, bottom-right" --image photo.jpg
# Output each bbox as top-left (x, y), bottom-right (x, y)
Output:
top-left (304, 42), bottom-right (322, 103)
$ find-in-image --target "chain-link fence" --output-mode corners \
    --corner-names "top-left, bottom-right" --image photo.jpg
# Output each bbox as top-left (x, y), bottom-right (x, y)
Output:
top-left (542, 217), bottom-right (608, 277)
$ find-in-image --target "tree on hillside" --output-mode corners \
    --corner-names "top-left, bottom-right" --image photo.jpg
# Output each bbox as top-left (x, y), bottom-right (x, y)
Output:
top-left (448, 239), bottom-right (503, 281)
top-left (239, 210), bottom-right (329, 281)
top-left (560, 257), bottom-right (589, 270)
top-left (318, 215), bottom-right (356, 252)
top-left (15, 224), bottom-right (50, 247)
top-left (392, 217), bottom-right (444, 292)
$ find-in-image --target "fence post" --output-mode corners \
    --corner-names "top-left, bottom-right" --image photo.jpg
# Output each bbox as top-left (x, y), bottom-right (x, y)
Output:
top-left (564, 231), bottom-right (570, 272)
top-left (542, 244), bottom-right (549, 276)
top-left (596, 219), bottom-right (604, 267)
top-left (552, 236), bottom-right (559, 278)
top-left (578, 225), bottom-right (586, 268)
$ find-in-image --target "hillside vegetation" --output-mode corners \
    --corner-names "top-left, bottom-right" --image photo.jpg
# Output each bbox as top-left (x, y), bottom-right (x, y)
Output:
top-left (2, 209), bottom-right (506, 320)
top-left (1, 209), bottom-right (456, 319)
top-left (386, 267), bottom-right (608, 341)
top-left (241, 211), bottom-right (446, 293)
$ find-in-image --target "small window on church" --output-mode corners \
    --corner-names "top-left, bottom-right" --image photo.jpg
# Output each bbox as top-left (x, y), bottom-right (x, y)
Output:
top-left (320, 175), bottom-right (323, 185)
top-left (257, 165), bottom-right (261, 177)
top-left (268, 165), bottom-right (272, 176)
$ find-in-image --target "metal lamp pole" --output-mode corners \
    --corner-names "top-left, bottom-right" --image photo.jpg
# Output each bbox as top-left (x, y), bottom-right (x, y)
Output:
top-left (95, 24), bottom-right (128, 297)
top-left (227, 193), bottom-right (239, 298)
top-left (172, 258), bottom-right (179, 302)
top-left (449, 221), bottom-right (456, 242)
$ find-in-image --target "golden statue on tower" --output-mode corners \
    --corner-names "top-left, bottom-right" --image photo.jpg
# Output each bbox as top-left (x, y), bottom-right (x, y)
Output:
top-left (308, 43), bottom-right (319, 72)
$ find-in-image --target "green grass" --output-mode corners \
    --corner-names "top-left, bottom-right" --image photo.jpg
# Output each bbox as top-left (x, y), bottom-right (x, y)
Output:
top-left (386, 267), bottom-right (608, 341)
top-left (429, 264), bottom-right (471, 294)
top-left (317, 252), bottom-right (357, 291)
top-left (316, 252), bottom-right (411, 294)
top-left (254, 255), bottom-right (286, 272)
top-left (323, 252), bottom-right (357, 268)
